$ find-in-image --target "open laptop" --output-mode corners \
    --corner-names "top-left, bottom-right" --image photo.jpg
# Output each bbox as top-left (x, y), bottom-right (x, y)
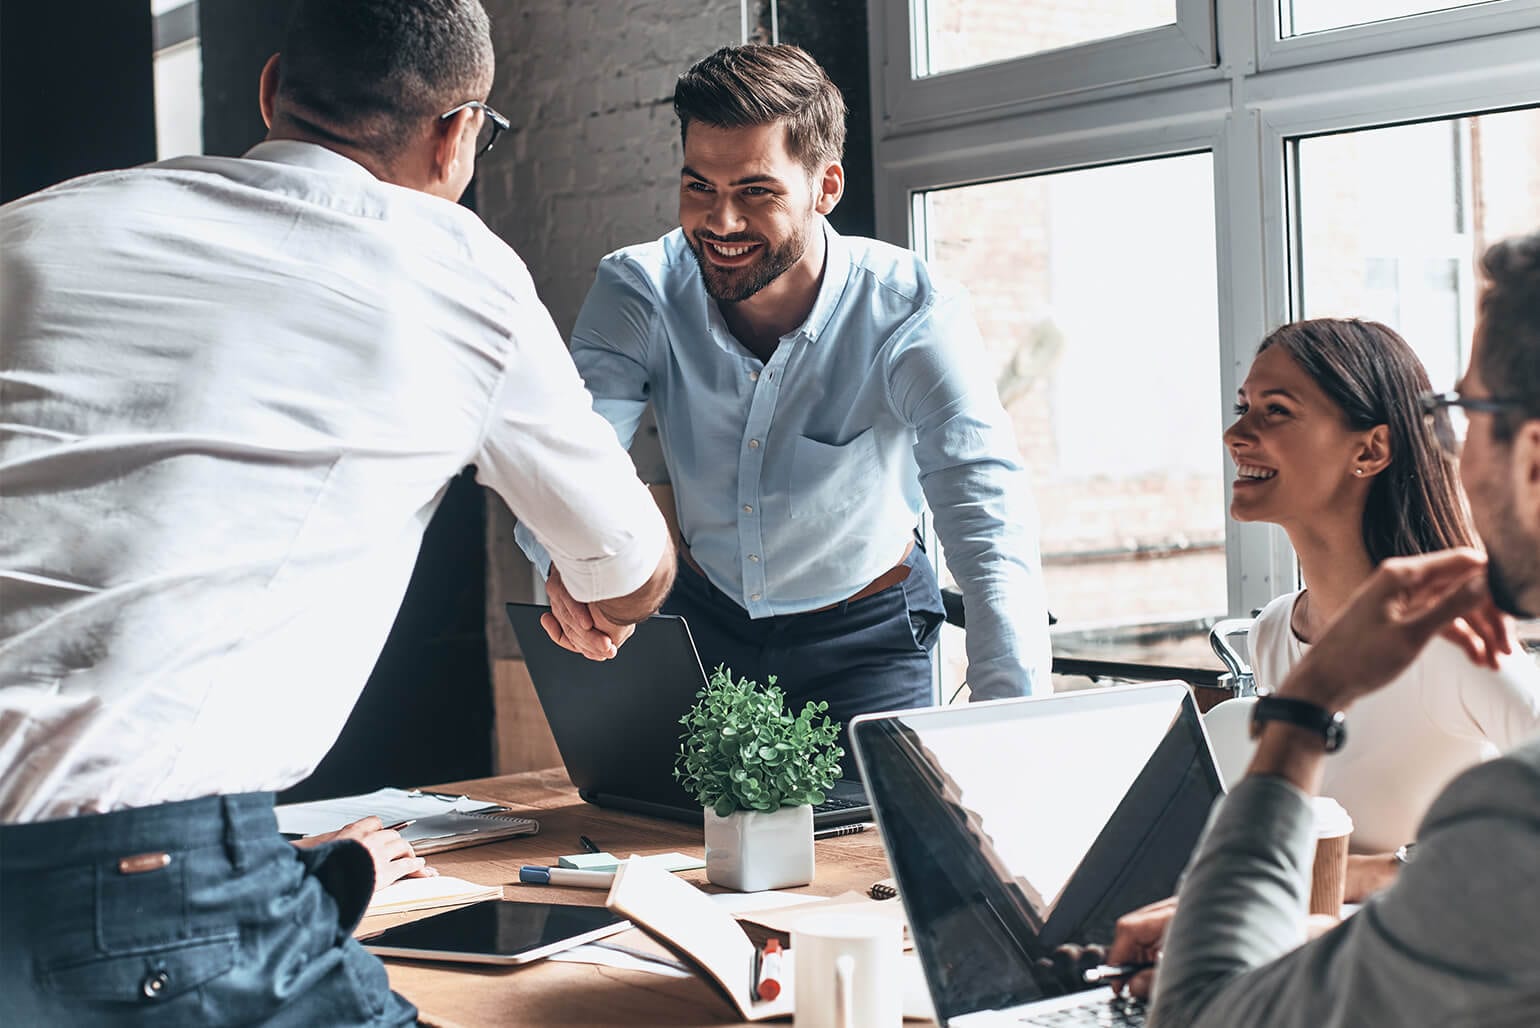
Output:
top-left (504, 602), bottom-right (873, 829)
top-left (851, 682), bottom-right (1224, 1027)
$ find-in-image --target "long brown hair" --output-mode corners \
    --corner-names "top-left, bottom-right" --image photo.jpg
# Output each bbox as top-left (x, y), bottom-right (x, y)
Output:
top-left (1257, 318), bottom-right (1474, 561)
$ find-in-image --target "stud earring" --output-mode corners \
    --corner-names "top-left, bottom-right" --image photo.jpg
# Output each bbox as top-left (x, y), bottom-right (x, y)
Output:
top-left (1354, 468), bottom-right (1364, 476)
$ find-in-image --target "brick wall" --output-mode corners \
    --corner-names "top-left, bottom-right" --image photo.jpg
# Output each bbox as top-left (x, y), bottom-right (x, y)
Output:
top-left (475, 0), bottom-right (743, 659)
top-left (476, 1), bottom-right (742, 338)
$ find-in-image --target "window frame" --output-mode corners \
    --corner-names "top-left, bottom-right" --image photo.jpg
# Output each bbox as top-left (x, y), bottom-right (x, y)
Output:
top-left (1259, 0), bottom-right (1540, 72)
top-left (869, 0), bottom-right (1540, 659)
top-left (877, 0), bottom-right (1219, 137)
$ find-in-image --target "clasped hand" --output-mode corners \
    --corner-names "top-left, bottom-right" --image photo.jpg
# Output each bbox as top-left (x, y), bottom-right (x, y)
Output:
top-left (541, 567), bottom-right (634, 660)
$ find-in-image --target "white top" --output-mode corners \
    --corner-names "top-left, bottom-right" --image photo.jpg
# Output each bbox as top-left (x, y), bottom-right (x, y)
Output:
top-left (1249, 589), bottom-right (1540, 852)
top-left (0, 142), bottom-right (668, 823)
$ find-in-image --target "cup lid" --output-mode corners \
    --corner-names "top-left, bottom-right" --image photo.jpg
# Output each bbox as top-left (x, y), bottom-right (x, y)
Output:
top-left (1311, 795), bottom-right (1353, 837)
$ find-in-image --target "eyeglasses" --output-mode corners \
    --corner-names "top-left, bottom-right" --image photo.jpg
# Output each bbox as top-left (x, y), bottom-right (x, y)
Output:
top-left (440, 100), bottom-right (510, 158)
top-left (1419, 390), bottom-right (1528, 457)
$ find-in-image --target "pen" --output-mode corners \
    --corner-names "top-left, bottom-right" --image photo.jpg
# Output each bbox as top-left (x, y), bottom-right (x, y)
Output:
top-left (813, 821), bottom-right (874, 840)
top-left (756, 938), bottom-right (783, 1001)
top-left (1082, 962), bottom-right (1154, 985)
top-left (579, 834), bottom-right (601, 854)
top-left (518, 865), bottom-right (616, 889)
top-left (382, 819), bottom-right (415, 832)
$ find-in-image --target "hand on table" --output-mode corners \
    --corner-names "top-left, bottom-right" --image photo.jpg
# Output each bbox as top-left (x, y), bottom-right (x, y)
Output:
top-left (290, 816), bottom-right (437, 892)
top-left (541, 567), bottom-right (635, 660)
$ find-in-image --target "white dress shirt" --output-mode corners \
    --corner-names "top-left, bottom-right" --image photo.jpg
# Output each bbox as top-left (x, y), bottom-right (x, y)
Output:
top-left (1249, 589), bottom-right (1540, 851)
top-left (0, 142), bottom-right (668, 823)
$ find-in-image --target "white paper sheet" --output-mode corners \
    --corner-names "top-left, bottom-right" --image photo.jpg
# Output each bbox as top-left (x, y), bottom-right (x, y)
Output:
top-left (275, 788), bottom-right (503, 836)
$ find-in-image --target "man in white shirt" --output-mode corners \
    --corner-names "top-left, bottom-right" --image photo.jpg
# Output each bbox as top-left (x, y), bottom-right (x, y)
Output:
top-left (0, 1), bottom-right (672, 1022)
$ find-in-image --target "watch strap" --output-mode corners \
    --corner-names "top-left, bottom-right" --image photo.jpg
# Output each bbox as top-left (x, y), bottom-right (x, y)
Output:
top-left (1249, 696), bottom-right (1347, 752)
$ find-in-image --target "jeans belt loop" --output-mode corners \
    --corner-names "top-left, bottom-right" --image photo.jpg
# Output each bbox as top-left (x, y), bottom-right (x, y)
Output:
top-left (221, 795), bottom-right (245, 871)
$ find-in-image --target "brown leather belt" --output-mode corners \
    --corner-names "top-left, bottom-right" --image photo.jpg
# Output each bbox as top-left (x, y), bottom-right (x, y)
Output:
top-left (680, 540), bottom-right (914, 613)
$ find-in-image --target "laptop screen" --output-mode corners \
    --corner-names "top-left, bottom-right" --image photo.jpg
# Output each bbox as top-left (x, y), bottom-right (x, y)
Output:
top-left (850, 683), bottom-right (1221, 1023)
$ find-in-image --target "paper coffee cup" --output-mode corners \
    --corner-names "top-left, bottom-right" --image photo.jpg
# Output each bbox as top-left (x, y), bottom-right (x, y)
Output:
top-left (1309, 796), bottom-right (1353, 918)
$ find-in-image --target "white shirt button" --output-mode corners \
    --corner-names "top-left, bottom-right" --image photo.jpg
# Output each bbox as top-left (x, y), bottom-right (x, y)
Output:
top-left (750, 370), bottom-right (760, 381)
top-left (742, 504), bottom-right (753, 513)
top-left (750, 593), bottom-right (761, 601)
top-left (748, 439), bottom-right (760, 449)
top-left (748, 554), bottom-right (760, 562)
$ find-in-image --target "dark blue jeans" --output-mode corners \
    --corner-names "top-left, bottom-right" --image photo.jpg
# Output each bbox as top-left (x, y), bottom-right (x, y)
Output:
top-left (662, 538), bottom-right (946, 772)
top-left (0, 793), bottom-right (417, 1026)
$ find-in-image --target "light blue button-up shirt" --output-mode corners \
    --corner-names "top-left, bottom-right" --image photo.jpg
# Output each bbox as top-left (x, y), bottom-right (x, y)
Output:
top-left (519, 223), bottom-right (1050, 699)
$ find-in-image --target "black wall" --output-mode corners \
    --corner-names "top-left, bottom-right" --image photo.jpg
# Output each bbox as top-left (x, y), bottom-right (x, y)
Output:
top-left (0, 3), bottom-right (156, 203)
top-left (761, 0), bottom-right (875, 240)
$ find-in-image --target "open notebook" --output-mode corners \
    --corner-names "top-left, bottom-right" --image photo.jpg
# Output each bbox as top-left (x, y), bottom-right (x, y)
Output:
top-left (276, 787), bottom-right (539, 855)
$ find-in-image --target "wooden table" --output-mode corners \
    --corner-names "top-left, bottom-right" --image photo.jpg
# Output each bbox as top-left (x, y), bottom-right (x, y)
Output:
top-left (368, 768), bottom-right (896, 1027)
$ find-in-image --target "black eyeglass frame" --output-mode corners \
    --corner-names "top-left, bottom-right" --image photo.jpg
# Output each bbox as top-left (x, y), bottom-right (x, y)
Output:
top-left (440, 100), bottom-right (510, 158)
top-left (1419, 390), bottom-right (1531, 456)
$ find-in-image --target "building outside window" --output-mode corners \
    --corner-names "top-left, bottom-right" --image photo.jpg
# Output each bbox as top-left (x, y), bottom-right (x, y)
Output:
top-left (870, 0), bottom-right (1540, 698)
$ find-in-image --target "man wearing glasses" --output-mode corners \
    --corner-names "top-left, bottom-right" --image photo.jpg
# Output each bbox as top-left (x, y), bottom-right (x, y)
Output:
top-left (0, 1), bottom-right (671, 1022)
top-left (1113, 230), bottom-right (1540, 1024)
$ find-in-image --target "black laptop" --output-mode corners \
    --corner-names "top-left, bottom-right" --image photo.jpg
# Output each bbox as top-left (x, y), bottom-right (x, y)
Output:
top-left (851, 682), bottom-right (1225, 1027)
top-left (504, 602), bottom-right (872, 829)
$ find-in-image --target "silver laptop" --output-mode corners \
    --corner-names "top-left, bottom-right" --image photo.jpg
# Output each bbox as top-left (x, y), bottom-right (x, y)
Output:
top-left (850, 682), bottom-right (1224, 1027)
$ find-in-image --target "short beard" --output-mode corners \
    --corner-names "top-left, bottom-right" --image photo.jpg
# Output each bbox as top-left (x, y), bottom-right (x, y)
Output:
top-left (689, 222), bottom-right (808, 303)
top-left (1487, 550), bottom-right (1540, 619)
top-left (1484, 493), bottom-right (1540, 618)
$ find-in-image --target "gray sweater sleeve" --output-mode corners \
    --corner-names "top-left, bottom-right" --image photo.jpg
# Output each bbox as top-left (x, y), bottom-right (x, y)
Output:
top-left (1152, 750), bottom-right (1540, 1027)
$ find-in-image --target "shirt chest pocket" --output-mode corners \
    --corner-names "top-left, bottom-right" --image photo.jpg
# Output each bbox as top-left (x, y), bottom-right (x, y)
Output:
top-left (790, 428), bottom-right (883, 519)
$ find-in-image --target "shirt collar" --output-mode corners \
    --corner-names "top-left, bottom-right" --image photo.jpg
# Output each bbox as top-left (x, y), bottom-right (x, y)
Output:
top-left (798, 220), bottom-right (850, 345)
top-left (241, 140), bottom-right (380, 183)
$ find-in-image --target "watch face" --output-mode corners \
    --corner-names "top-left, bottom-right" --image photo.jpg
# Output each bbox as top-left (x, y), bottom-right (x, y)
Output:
top-left (1323, 711), bottom-right (1347, 753)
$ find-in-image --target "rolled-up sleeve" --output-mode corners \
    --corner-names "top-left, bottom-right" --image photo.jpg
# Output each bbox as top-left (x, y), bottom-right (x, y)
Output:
top-left (886, 293), bottom-right (1051, 699)
top-left (477, 266), bottom-right (667, 604)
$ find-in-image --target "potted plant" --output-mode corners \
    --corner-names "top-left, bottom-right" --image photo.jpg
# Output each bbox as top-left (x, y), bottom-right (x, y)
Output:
top-left (674, 666), bottom-right (844, 891)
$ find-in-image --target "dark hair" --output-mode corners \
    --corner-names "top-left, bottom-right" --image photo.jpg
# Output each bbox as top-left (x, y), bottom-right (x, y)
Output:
top-left (1477, 232), bottom-right (1540, 443)
top-left (276, 0), bottom-right (493, 160)
top-left (1257, 318), bottom-right (1474, 562)
top-left (673, 44), bottom-right (847, 173)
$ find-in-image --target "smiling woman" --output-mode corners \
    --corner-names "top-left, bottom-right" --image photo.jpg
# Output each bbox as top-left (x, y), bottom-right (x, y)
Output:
top-left (1225, 318), bottom-right (1540, 869)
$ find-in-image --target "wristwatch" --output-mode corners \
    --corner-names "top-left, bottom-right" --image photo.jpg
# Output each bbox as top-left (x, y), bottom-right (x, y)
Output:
top-left (1248, 696), bottom-right (1347, 752)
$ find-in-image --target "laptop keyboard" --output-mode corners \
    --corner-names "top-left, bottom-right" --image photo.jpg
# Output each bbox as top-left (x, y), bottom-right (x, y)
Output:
top-left (1016, 995), bottom-right (1147, 1027)
top-left (813, 795), bottom-right (866, 812)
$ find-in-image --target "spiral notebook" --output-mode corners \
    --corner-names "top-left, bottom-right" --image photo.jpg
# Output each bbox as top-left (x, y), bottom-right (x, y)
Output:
top-left (275, 787), bottom-right (540, 855)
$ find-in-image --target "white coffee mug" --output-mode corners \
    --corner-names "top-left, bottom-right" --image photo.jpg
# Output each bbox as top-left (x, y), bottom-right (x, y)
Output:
top-left (792, 914), bottom-right (902, 1028)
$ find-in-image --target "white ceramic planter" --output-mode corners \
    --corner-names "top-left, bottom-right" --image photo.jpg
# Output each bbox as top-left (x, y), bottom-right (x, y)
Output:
top-left (703, 804), bottom-right (814, 891)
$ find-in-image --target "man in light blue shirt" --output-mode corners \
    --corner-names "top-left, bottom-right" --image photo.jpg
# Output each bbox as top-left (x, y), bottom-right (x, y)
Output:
top-left (524, 44), bottom-right (1050, 738)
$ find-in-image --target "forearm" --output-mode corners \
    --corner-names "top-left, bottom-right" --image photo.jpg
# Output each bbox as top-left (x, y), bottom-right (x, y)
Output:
top-left (592, 539), bottom-right (676, 625)
top-left (1152, 776), bottom-right (1316, 1026)
top-left (925, 465), bottom-right (1051, 699)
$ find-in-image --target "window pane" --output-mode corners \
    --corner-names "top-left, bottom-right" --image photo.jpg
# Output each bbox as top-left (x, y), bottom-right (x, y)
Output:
top-left (1293, 107), bottom-right (1540, 646)
top-left (920, 154), bottom-right (1225, 692)
top-left (153, 42), bottom-right (203, 160)
top-left (917, 0), bottom-right (1175, 77)
top-left (1280, 0), bottom-right (1498, 38)
top-left (1294, 108), bottom-right (1540, 401)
